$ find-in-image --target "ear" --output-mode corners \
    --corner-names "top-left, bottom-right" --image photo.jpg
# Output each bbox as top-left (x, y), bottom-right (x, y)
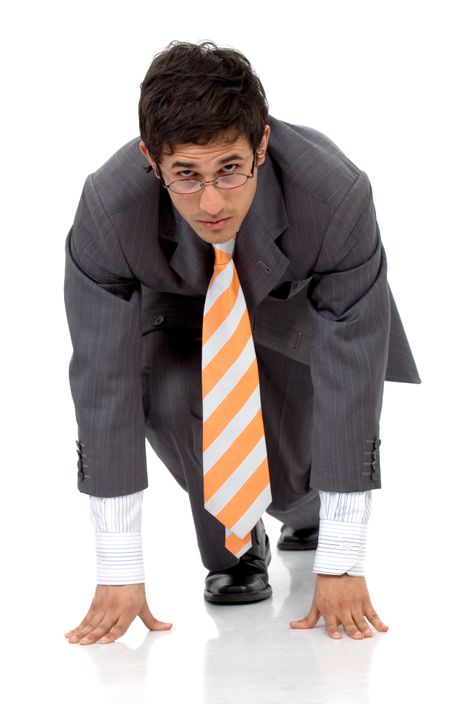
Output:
top-left (256, 125), bottom-right (271, 166)
top-left (139, 140), bottom-right (160, 178)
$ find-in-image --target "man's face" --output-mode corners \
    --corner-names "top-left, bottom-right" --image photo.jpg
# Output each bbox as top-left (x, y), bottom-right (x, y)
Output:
top-left (139, 126), bottom-right (270, 244)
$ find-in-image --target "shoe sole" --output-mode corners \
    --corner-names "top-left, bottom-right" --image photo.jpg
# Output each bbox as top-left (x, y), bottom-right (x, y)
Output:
top-left (277, 541), bottom-right (318, 551)
top-left (204, 585), bottom-right (273, 605)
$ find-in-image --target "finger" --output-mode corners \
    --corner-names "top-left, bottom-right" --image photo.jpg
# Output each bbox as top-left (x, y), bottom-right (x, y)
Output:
top-left (365, 607), bottom-right (388, 632)
top-left (66, 611), bottom-right (106, 642)
top-left (65, 614), bottom-right (96, 637)
top-left (147, 620), bottom-right (173, 631)
top-left (324, 616), bottom-right (342, 640)
top-left (65, 605), bottom-right (103, 638)
top-left (139, 601), bottom-right (173, 631)
top-left (79, 619), bottom-right (119, 645)
top-left (342, 616), bottom-right (364, 640)
top-left (289, 602), bottom-right (321, 630)
top-left (98, 620), bottom-right (131, 644)
top-left (354, 615), bottom-right (373, 637)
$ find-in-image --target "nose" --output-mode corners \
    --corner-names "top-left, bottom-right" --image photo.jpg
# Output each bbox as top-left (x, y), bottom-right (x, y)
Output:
top-left (198, 183), bottom-right (226, 216)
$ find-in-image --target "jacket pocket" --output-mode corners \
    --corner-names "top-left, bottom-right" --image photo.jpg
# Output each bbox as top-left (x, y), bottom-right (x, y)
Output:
top-left (253, 278), bottom-right (313, 365)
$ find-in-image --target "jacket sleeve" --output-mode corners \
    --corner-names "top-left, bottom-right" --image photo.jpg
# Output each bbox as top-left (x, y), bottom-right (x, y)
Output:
top-left (307, 170), bottom-right (389, 493)
top-left (63, 174), bottom-right (148, 497)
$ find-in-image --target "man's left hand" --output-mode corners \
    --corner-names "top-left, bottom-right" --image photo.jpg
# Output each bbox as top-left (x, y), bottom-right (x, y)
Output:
top-left (289, 574), bottom-right (389, 639)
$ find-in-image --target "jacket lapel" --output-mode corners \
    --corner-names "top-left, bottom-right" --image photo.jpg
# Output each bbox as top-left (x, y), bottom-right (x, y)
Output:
top-left (159, 152), bottom-right (290, 311)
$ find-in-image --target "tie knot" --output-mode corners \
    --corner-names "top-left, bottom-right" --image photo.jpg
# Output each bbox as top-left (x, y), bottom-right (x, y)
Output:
top-left (212, 239), bottom-right (235, 267)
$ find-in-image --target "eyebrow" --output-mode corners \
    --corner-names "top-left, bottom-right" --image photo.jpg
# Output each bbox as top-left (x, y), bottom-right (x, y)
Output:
top-left (169, 153), bottom-right (245, 170)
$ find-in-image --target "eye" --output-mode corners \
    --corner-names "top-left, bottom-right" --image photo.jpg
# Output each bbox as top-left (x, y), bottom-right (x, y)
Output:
top-left (221, 163), bottom-right (239, 173)
top-left (177, 170), bottom-right (196, 178)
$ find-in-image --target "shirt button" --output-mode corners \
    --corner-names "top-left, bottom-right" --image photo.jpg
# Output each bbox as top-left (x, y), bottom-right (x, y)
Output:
top-left (338, 542), bottom-right (357, 552)
top-left (153, 315), bottom-right (165, 326)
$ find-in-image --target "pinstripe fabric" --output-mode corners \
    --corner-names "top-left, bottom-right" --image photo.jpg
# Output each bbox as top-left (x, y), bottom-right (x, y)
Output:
top-left (65, 115), bottom-right (422, 582)
top-left (318, 490), bottom-right (372, 523)
top-left (90, 492), bottom-right (143, 531)
top-left (64, 116), bottom-right (421, 502)
top-left (202, 240), bottom-right (272, 557)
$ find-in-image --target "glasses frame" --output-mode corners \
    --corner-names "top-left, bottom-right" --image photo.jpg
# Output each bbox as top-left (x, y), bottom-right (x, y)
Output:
top-left (156, 151), bottom-right (258, 195)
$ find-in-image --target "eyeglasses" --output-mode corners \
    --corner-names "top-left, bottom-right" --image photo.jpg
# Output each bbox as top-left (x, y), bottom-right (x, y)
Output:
top-left (157, 151), bottom-right (257, 195)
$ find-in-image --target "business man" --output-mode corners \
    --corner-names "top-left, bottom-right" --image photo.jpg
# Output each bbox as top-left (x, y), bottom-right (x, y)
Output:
top-left (63, 41), bottom-right (420, 645)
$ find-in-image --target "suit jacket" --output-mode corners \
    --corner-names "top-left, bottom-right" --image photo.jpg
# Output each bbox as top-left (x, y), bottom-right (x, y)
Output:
top-left (64, 115), bottom-right (421, 498)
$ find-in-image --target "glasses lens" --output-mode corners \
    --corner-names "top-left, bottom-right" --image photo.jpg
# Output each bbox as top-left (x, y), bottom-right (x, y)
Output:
top-left (168, 173), bottom-right (248, 194)
top-left (216, 174), bottom-right (248, 189)
top-left (169, 179), bottom-right (202, 194)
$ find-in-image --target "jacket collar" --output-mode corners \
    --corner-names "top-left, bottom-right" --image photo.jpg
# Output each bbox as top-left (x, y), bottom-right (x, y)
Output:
top-left (158, 152), bottom-right (290, 311)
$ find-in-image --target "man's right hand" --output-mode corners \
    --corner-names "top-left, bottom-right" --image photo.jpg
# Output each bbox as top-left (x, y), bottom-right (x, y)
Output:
top-left (64, 584), bottom-right (172, 645)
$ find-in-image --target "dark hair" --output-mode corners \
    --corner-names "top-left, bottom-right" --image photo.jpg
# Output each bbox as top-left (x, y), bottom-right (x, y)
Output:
top-left (138, 40), bottom-right (269, 173)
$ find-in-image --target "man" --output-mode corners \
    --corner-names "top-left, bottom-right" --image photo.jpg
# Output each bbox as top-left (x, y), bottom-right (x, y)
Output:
top-left (63, 41), bottom-right (421, 645)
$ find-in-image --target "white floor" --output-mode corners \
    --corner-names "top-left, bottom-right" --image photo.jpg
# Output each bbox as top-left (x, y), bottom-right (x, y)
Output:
top-left (3, 381), bottom-right (447, 703)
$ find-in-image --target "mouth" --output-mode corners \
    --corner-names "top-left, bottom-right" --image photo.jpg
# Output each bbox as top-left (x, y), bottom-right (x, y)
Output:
top-left (198, 217), bottom-right (231, 230)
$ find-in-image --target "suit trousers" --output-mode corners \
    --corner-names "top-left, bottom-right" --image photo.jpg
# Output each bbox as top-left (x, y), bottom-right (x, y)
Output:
top-left (141, 327), bottom-right (320, 571)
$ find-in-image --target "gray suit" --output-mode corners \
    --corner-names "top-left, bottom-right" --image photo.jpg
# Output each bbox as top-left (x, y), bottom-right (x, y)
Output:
top-left (64, 116), bottom-right (420, 569)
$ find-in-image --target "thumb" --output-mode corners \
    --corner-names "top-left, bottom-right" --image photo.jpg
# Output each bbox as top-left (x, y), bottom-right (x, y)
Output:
top-left (289, 601), bottom-right (321, 630)
top-left (139, 600), bottom-right (173, 631)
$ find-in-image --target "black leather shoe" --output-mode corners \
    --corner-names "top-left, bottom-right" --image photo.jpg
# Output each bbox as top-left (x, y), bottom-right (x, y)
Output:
top-left (204, 520), bottom-right (272, 604)
top-left (277, 524), bottom-right (319, 551)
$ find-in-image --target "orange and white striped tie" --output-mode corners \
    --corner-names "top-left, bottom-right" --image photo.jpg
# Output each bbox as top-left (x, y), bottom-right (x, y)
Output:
top-left (201, 238), bottom-right (272, 558)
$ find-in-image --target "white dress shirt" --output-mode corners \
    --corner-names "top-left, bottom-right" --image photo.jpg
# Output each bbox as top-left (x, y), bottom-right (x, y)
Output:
top-left (90, 490), bottom-right (371, 585)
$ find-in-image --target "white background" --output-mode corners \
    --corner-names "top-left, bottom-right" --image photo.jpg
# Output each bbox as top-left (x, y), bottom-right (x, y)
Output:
top-left (1, 1), bottom-right (448, 702)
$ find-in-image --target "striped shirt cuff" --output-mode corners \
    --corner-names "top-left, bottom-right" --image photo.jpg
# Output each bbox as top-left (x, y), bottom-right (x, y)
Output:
top-left (313, 520), bottom-right (368, 576)
top-left (89, 492), bottom-right (145, 585)
top-left (95, 532), bottom-right (145, 585)
top-left (312, 490), bottom-right (371, 576)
